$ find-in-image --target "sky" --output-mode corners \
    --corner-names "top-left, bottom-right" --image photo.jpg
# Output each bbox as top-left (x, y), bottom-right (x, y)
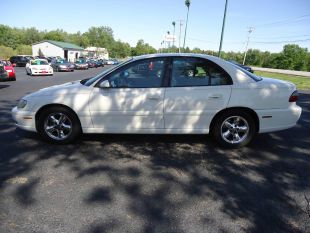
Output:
top-left (1, 0), bottom-right (310, 52)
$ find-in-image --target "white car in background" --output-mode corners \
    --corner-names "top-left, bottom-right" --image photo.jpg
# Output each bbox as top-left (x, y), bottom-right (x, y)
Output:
top-left (25, 59), bottom-right (53, 76)
top-left (12, 54), bottom-right (302, 148)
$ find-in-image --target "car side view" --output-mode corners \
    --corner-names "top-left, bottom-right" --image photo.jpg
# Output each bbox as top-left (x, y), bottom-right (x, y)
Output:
top-left (12, 54), bottom-right (302, 148)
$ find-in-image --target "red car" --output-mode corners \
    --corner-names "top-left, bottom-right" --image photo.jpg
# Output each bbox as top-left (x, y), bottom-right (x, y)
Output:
top-left (0, 60), bottom-right (16, 80)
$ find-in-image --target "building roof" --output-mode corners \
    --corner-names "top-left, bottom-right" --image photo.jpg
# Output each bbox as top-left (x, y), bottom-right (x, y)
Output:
top-left (33, 40), bottom-right (84, 51)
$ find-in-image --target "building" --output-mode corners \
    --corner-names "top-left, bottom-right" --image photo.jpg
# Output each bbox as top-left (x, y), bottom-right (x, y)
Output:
top-left (32, 40), bottom-right (84, 62)
top-left (84, 47), bottom-right (109, 59)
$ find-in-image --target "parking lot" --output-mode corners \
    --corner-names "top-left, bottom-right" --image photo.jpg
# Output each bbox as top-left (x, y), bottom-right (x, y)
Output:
top-left (0, 67), bottom-right (309, 233)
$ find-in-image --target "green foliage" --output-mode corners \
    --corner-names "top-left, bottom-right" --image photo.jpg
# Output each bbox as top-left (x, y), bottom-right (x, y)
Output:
top-left (16, 44), bottom-right (32, 55)
top-left (43, 29), bottom-right (67, 41)
top-left (0, 45), bottom-right (15, 59)
top-left (131, 40), bottom-right (156, 56)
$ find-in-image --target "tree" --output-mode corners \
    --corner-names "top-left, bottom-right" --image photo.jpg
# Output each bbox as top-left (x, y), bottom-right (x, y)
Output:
top-left (131, 40), bottom-right (156, 56)
top-left (110, 40), bottom-right (131, 58)
top-left (279, 44), bottom-right (308, 71)
top-left (43, 29), bottom-right (66, 41)
top-left (84, 26), bottom-right (114, 50)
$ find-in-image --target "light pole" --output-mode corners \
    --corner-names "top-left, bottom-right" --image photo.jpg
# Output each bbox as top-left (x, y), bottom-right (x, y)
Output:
top-left (167, 31), bottom-right (170, 51)
top-left (218, 0), bottom-right (228, 58)
top-left (178, 20), bottom-right (184, 53)
top-left (172, 21), bottom-right (176, 49)
top-left (183, 0), bottom-right (190, 50)
top-left (243, 27), bottom-right (254, 65)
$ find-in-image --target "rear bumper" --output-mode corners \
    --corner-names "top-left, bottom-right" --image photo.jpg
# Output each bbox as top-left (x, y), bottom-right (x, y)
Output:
top-left (58, 67), bottom-right (74, 71)
top-left (11, 106), bottom-right (37, 132)
top-left (257, 104), bottom-right (302, 133)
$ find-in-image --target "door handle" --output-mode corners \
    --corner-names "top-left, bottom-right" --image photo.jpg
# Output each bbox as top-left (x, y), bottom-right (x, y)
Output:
top-left (208, 94), bottom-right (222, 99)
top-left (147, 96), bottom-right (161, 100)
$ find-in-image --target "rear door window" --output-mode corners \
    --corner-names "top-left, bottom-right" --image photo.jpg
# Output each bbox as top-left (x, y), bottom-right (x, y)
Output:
top-left (171, 57), bottom-right (232, 87)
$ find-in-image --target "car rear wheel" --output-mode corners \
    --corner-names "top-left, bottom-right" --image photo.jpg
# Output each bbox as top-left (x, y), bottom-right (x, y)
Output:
top-left (37, 106), bottom-right (81, 144)
top-left (212, 110), bottom-right (256, 148)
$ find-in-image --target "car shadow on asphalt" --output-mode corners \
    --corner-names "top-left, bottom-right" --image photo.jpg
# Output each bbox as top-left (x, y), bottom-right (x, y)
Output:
top-left (0, 93), bottom-right (309, 232)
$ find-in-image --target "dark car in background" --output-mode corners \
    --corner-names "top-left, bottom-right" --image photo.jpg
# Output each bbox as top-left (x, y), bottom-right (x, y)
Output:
top-left (0, 60), bottom-right (16, 80)
top-left (228, 60), bottom-right (253, 73)
top-left (0, 63), bottom-right (11, 81)
top-left (87, 60), bottom-right (96, 68)
top-left (51, 60), bottom-right (75, 72)
top-left (9, 56), bottom-right (30, 67)
top-left (75, 60), bottom-right (88, 70)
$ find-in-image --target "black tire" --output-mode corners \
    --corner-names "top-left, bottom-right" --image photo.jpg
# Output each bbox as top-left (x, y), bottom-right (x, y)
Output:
top-left (37, 106), bottom-right (81, 144)
top-left (211, 110), bottom-right (256, 148)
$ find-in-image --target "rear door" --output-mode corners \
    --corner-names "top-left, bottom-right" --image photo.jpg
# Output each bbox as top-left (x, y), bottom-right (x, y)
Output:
top-left (164, 57), bottom-right (232, 132)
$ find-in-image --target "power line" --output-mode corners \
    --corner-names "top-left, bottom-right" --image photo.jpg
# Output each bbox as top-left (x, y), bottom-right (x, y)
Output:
top-left (252, 34), bottom-right (310, 40)
top-left (253, 13), bottom-right (310, 28)
top-left (251, 38), bottom-right (310, 44)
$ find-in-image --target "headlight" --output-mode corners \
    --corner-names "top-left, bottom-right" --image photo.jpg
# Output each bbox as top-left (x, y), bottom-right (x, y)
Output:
top-left (17, 99), bottom-right (27, 109)
top-left (32, 67), bottom-right (38, 70)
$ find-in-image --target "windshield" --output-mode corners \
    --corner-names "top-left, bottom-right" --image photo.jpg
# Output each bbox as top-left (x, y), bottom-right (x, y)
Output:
top-left (31, 60), bottom-right (48, 65)
top-left (230, 63), bottom-right (262, 82)
top-left (82, 58), bottom-right (133, 86)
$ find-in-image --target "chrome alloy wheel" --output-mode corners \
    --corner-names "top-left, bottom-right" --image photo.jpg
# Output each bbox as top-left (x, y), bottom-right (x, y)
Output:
top-left (44, 113), bottom-right (72, 140)
top-left (220, 116), bottom-right (249, 144)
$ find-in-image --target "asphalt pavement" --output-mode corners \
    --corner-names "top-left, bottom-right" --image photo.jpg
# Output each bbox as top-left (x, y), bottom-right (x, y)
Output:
top-left (0, 67), bottom-right (309, 233)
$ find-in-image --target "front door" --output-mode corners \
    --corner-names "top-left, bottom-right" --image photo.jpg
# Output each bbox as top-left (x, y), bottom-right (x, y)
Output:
top-left (89, 58), bottom-right (167, 132)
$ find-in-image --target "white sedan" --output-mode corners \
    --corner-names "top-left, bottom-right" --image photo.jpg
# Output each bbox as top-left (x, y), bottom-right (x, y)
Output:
top-left (12, 54), bottom-right (302, 148)
top-left (25, 59), bottom-right (53, 76)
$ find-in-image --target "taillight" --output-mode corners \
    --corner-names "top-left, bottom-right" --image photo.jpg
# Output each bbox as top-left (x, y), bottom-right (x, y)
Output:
top-left (289, 90), bottom-right (298, 102)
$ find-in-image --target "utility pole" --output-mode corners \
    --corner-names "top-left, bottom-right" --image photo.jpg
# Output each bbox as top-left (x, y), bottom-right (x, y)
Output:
top-left (178, 20), bottom-right (184, 53)
top-left (218, 0), bottom-right (228, 58)
top-left (183, 0), bottom-right (191, 50)
top-left (172, 21), bottom-right (176, 49)
top-left (243, 27), bottom-right (255, 65)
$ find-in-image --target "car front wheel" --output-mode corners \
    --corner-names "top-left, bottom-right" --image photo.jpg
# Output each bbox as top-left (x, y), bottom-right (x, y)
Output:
top-left (37, 106), bottom-right (81, 144)
top-left (212, 110), bottom-right (256, 148)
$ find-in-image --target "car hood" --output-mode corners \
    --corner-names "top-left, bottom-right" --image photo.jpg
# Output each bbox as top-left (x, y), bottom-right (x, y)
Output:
top-left (24, 81), bottom-right (90, 98)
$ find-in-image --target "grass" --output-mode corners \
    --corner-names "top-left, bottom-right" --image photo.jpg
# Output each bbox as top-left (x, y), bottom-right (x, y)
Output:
top-left (254, 71), bottom-right (310, 90)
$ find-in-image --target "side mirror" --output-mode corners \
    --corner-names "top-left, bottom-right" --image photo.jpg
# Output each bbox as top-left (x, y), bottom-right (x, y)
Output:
top-left (99, 80), bottom-right (110, 88)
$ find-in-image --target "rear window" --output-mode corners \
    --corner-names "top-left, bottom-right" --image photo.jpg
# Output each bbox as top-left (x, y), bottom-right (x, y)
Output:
top-left (231, 63), bottom-right (262, 82)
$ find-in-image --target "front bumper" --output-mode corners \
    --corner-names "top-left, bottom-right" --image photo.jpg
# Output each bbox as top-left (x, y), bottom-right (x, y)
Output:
top-left (12, 106), bottom-right (37, 132)
top-left (32, 70), bottom-right (53, 75)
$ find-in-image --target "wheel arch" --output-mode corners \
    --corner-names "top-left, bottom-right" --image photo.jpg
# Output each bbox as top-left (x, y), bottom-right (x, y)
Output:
top-left (210, 107), bottom-right (259, 133)
top-left (35, 104), bottom-right (82, 132)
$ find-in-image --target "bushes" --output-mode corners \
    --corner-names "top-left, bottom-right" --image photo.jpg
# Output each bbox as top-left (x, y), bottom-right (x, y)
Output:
top-left (0, 45), bottom-right (15, 59)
